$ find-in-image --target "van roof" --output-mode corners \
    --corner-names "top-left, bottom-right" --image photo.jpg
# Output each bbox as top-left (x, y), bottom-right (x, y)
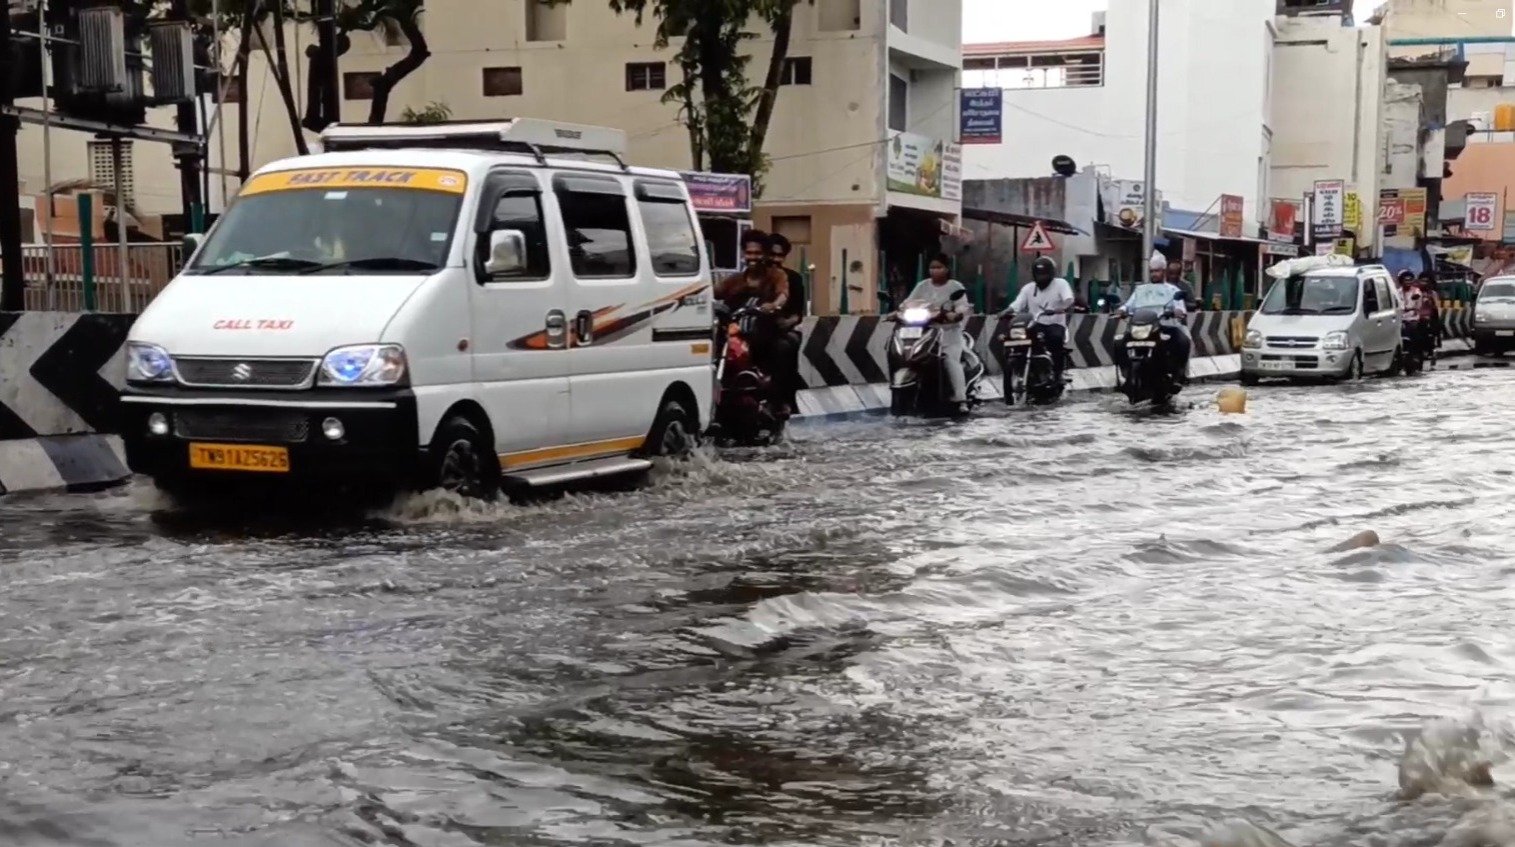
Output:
top-left (251, 148), bottom-right (687, 183)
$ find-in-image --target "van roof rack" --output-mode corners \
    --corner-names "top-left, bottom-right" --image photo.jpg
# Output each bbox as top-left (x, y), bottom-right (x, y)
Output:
top-left (317, 118), bottom-right (631, 170)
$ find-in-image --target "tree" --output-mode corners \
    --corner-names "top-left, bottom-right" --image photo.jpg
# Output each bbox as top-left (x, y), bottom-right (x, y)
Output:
top-left (338, 0), bottom-right (430, 124)
top-left (559, 0), bottom-right (798, 189)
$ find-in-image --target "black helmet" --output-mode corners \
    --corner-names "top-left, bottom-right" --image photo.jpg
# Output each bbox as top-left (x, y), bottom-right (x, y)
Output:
top-left (1031, 256), bottom-right (1056, 286)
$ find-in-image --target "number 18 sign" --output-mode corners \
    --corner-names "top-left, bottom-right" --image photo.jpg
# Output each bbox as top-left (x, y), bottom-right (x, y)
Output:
top-left (1465, 192), bottom-right (1500, 233)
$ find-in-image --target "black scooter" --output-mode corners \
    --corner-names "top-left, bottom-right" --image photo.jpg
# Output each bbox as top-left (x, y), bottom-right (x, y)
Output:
top-left (887, 289), bottom-right (987, 417)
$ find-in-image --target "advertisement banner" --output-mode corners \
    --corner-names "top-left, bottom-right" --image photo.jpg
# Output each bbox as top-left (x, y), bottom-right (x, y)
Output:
top-left (941, 143), bottom-right (962, 201)
top-left (1103, 179), bottom-right (1156, 231)
top-left (1268, 199), bottom-right (1299, 243)
top-left (1465, 191), bottom-right (1500, 232)
top-left (1219, 194), bottom-right (1245, 238)
top-left (887, 131), bottom-right (953, 199)
top-left (1311, 179), bottom-right (1345, 240)
top-left (678, 171), bottom-right (752, 215)
top-left (959, 88), bottom-right (1003, 144)
top-left (1344, 188), bottom-right (1362, 235)
top-left (1378, 188), bottom-right (1427, 237)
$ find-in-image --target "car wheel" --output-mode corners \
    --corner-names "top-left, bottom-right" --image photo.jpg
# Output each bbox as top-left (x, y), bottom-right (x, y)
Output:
top-left (1239, 372), bottom-right (1259, 387)
top-left (1348, 351), bottom-right (1365, 382)
top-left (429, 416), bottom-right (498, 500)
top-left (645, 399), bottom-right (698, 459)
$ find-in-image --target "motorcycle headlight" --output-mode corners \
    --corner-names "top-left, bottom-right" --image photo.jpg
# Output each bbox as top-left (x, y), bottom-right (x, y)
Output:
top-left (1010, 326), bottom-right (1028, 340)
top-left (1243, 329), bottom-right (1262, 349)
top-left (318, 344), bottom-right (408, 387)
top-left (126, 342), bottom-right (174, 384)
top-left (1131, 324), bottom-right (1154, 340)
top-left (901, 307), bottom-right (932, 325)
top-left (1321, 331), bottom-right (1349, 351)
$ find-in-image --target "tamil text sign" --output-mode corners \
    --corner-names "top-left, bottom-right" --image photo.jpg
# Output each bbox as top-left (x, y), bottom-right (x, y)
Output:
top-left (1311, 179), bottom-right (1345, 240)
top-left (959, 88), bottom-right (1003, 145)
top-left (1219, 194), bottom-right (1244, 238)
top-left (887, 131), bottom-right (961, 200)
top-left (678, 171), bottom-right (752, 215)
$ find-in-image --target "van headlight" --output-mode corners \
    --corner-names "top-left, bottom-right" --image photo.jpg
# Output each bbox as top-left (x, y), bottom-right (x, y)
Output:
top-left (1243, 329), bottom-right (1262, 349)
top-left (126, 342), bottom-right (174, 383)
top-left (1321, 331), bottom-right (1349, 351)
top-left (318, 344), bottom-right (408, 386)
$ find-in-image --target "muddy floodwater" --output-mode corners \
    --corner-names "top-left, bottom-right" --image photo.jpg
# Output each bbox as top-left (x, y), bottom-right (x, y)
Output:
top-left (3, 370), bottom-right (1515, 846)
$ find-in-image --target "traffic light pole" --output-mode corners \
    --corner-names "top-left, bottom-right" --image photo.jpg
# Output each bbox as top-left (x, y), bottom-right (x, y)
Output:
top-left (172, 0), bottom-right (203, 233)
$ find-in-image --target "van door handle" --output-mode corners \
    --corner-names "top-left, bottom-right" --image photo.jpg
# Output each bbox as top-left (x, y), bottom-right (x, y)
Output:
top-left (545, 310), bottom-right (568, 350)
top-left (574, 310), bottom-right (594, 346)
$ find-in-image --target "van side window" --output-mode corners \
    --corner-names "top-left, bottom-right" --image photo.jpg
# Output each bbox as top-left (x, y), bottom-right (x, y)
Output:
top-left (489, 192), bottom-right (551, 281)
top-left (556, 183), bottom-right (636, 279)
top-left (636, 197), bottom-right (701, 277)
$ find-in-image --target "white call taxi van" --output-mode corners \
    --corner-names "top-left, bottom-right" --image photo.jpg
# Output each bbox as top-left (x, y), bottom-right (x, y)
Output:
top-left (120, 119), bottom-right (715, 500)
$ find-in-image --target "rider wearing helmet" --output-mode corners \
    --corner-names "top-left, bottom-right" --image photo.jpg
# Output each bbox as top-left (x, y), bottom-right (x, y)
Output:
top-left (1006, 256), bottom-right (1076, 382)
top-left (1115, 252), bottom-right (1192, 377)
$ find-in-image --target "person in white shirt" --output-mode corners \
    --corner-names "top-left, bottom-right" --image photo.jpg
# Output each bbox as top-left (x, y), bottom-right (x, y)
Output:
top-left (904, 253), bottom-right (974, 416)
top-left (1006, 256), bottom-right (1076, 381)
top-left (1116, 253), bottom-right (1192, 378)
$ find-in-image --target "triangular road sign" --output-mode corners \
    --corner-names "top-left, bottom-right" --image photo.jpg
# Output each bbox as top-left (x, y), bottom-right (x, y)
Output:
top-left (1021, 221), bottom-right (1057, 253)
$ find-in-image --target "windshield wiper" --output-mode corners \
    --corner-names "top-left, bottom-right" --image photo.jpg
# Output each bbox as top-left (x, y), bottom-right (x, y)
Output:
top-left (297, 256), bottom-right (441, 275)
top-left (1317, 306), bottom-right (1356, 313)
top-left (196, 255), bottom-right (324, 275)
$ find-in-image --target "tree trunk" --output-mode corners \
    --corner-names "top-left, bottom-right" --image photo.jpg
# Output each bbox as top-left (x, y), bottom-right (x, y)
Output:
top-left (748, 1), bottom-right (794, 172)
top-left (234, 0), bottom-right (257, 180)
top-left (677, 59), bottom-right (702, 170)
top-left (251, 11), bottom-right (309, 155)
top-left (366, 13), bottom-right (430, 124)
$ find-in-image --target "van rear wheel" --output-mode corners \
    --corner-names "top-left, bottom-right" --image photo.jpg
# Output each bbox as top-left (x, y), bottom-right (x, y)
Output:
top-left (429, 416), bottom-right (498, 500)
top-left (645, 399), bottom-right (697, 459)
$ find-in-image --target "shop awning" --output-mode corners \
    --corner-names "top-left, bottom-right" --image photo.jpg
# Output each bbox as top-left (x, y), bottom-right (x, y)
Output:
top-left (1163, 226), bottom-right (1273, 246)
top-left (961, 207), bottom-right (1086, 235)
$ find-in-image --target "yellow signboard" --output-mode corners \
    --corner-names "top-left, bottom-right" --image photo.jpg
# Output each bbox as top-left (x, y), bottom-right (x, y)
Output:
top-left (242, 167), bottom-right (468, 196)
top-left (1344, 189), bottom-right (1361, 235)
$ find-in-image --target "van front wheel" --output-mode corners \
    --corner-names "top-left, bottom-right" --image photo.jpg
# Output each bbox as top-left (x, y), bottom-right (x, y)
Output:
top-left (428, 416), bottom-right (498, 500)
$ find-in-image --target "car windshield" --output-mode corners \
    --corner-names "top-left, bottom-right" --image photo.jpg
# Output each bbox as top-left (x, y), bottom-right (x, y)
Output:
top-left (1480, 281), bottom-right (1515, 302)
top-left (1259, 273), bottom-right (1359, 315)
top-left (186, 167), bottom-right (467, 275)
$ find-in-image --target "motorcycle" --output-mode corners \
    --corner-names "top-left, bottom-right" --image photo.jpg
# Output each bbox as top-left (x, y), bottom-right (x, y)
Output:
top-left (887, 289), bottom-right (986, 417)
top-left (1399, 319), bottom-right (1433, 376)
top-left (710, 299), bottom-right (789, 446)
top-left (1000, 310), bottom-right (1066, 406)
top-left (1115, 304), bottom-right (1187, 406)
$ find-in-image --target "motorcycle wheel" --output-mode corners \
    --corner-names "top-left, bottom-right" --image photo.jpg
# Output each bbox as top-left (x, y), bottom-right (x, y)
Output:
top-left (890, 385), bottom-right (918, 416)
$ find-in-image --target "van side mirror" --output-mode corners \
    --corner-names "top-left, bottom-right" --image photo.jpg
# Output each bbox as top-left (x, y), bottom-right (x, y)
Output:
top-left (181, 232), bottom-right (205, 269)
top-left (483, 230), bottom-right (527, 277)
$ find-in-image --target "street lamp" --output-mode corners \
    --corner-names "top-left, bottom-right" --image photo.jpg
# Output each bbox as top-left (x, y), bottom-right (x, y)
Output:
top-left (1141, 0), bottom-right (1160, 263)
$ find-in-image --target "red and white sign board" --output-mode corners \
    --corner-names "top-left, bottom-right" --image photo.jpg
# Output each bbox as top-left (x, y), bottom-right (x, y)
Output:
top-left (1465, 192), bottom-right (1500, 232)
top-left (1020, 221), bottom-right (1057, 253)
top-left (1377, 196), bottom-right (1405, 227)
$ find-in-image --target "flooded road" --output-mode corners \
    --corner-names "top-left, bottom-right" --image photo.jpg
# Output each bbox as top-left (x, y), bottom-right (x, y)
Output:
top-left (5, 370), bottom-right (1515, 846)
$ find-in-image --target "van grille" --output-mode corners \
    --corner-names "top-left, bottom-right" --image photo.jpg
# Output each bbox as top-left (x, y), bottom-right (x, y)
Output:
top-left (173, 357), bottom-right (317, 388)
top-left (173, 408), bottom-right (309, 443)
top-left (1265, 336), bottom-right (1319, 349)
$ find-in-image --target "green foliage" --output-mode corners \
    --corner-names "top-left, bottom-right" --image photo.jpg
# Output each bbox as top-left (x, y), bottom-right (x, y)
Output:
top-left (401, 100), bottom-right (451, 124)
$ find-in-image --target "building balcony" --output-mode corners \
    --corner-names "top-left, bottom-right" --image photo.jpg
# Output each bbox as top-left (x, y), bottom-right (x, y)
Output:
top-left (964, 37), bottom-right (1105, 90)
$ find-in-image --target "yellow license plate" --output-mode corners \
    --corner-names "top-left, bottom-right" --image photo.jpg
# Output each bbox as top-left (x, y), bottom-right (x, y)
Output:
top-left (188, 442), bottom-right (290, 473)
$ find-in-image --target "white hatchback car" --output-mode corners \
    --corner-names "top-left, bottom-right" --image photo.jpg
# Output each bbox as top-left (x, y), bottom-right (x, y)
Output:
top-left (1241, 263), bottom-right (1404, 383)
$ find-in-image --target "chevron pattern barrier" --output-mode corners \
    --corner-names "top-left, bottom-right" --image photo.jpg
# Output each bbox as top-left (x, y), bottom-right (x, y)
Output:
top-left (798, 311), bottom-right (1257, 389)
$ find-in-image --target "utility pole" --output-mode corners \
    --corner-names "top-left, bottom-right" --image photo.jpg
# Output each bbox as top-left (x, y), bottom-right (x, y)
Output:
top-left (317, 0), bottom-right (338, 128)
top-left (0, 8), bottom-right (25, 311)
top-left (1141, 0), bottom-right (1160, 264)
top-left (172, 0), bottom-right (203, 232)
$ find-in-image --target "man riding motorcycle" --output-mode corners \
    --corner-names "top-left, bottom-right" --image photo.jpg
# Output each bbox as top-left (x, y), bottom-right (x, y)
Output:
top-left (904, 253), bottom-right (974, 417)
top-left (1115, 253), bottom-right (1192, 377)
top-left (1417, 271), bottom-right (1444, 350)
top-left (1005, 256), bottom-right (1076, 382)
top-left (715, 230), bottom-right (795, 413)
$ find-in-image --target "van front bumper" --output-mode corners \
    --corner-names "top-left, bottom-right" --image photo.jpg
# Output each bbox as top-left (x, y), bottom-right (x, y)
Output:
top-left (119, 387), bottom-right (424, 485)
top-left (1241, 347), bottom-right (1354, 378)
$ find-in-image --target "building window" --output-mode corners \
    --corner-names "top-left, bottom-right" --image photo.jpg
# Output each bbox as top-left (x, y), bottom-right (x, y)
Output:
top-left (343, 71), bottom-right (379, 100)
top-left (482, 67), bottom-right (524, 97)
top-left (889, 0), bottom-right (908, 31)
top-left (780, 57), bottom-right (812, 86)
top-left (625, 62), bottom-right (666, 91)
top-left (818, 0), bottom-right (861, 31)
top-left (486, 192), bottom-right (551, 281)
top-left (525, 0), bottom-right (568, 41)
top-left (637, 197), bottom-right (701, 276)
top-left (557, 187), bottom-right (636, 278)
top-left (888, 73), bottom-right (908, 132)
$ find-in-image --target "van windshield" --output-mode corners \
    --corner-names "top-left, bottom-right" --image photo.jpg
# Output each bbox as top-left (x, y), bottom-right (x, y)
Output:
top-left (186, 166), bottom-right (467, 275)
top-left (1259, 273), bottom-right (1359, 315)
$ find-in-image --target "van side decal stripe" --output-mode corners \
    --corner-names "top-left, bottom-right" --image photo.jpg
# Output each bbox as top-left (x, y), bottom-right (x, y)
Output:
top-left (500, 436), bottom-right (645, 470)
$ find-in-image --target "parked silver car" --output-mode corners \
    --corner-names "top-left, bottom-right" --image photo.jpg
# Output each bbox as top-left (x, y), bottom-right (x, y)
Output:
top-left (1473, 276), bottom-right (1515, 356)
top-left (1241, 264), bottom-right (1404, 384)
